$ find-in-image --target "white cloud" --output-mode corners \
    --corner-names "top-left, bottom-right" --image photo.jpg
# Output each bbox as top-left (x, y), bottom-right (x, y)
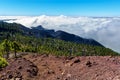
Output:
top-left (0, 15), bottom-right (120, 53)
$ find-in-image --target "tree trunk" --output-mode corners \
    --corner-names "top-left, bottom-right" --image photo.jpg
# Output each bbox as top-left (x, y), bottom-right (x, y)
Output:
top-left (6, 52), bottom-right (9, 59)
top-left (14, 50), bottom-right (17, 58)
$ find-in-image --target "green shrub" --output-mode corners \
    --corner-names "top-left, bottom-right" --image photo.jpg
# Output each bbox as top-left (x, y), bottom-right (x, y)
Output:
top-left (0, 52), bottom-right (2, 57)
top-left (0, 57), bottom-right (8, 68)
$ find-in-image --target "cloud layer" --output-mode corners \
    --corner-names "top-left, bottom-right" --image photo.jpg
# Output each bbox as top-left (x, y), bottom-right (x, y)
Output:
top-left (0, 15), bottom-right (120, 53)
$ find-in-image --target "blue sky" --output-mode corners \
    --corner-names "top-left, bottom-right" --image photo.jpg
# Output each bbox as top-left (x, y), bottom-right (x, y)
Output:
top-left (0, 0), bottom-right (120, 16)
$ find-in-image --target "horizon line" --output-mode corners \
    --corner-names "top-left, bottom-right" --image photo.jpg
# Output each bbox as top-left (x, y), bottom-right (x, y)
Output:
top-left (0, 15), bottom-right (120, 18)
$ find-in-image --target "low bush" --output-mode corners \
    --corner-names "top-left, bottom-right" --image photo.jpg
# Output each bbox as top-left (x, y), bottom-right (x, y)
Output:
top-left (0, 57), bottom-right (8, 68)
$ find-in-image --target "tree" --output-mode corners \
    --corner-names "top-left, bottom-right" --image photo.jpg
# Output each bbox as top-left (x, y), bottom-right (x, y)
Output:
top-left (1, 39), bottom-right (11, 59)
top-left (12, 41), bottom-right (20, 58)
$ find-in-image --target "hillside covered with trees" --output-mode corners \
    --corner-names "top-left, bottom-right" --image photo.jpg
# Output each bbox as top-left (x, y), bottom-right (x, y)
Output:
top-left (0, 21), bottom-right (119, 68)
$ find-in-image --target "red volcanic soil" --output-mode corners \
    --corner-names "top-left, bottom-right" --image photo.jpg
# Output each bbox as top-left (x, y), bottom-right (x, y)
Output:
top-left (1, 54), bottom-right (120, 80)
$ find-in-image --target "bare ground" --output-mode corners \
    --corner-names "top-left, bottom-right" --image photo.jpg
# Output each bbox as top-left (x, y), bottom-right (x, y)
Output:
top-left (1, 53), bottom-right (120, 80)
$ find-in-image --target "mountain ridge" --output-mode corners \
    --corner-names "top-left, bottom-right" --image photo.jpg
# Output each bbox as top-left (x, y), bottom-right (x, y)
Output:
top-left (0, 21), bottom-right (119, 57)
top-left (0, 21), bottom-right (103, 47)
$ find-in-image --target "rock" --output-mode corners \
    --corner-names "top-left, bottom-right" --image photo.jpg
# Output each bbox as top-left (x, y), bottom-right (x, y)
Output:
top-left (67, 74), bottom-right (71, 78)
top-left (67, 57), bottom-right (74, 60)
top-left (61, 70), bottom-right (65, 75)
top-left (65, 78), bottom-right (68, 80)
top-left (8, 74), bottom-right (13, 79)
top-left (86, 61), bottom-right (92, 67)
top-left (0, 68), bottom-right (2, 71)
top-left (27, 68), bottom-right (38, 77)
top-left (15, 78), bottom-right (22, 80)
top-left (65, 60), bottom-right (70, 64)
top-left (74, 59), bottom-right (80, 63)
top-left (28, 63), bottom-right (38, 76)
top-left (42, 54), bottom-right (49, 58)
top-left (67, 59), bottom-right (80, 66)
top-left (48, 70), bottom-right (55, 74)
top-left (18, 66), bottom-right (22, 70)
top-left (42, 64), bottom-right (47, 66)
top-left (56, 76), bottom-right (60, 80)
top-left (15, 72), bottom-right (22, 78)
top-left (93, 62), bottom-right (98, 65)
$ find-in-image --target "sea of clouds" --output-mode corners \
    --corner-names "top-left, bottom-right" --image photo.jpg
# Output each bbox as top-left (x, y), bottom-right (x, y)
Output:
top-left (0, 15), bottom-right (120, 53)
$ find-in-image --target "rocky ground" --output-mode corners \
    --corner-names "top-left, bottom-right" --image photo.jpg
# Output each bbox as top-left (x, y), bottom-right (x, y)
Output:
top-left (1, 53), bottom-right (120, 80)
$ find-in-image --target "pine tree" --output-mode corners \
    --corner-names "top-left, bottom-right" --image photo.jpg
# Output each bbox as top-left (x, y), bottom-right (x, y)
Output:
top-left (1, 39), bottom-right (11, 59)
top-left (12, 41), bottom-right (20, 58)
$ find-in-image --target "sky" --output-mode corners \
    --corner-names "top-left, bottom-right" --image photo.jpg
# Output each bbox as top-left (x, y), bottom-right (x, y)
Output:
top-left (0, 0), bottom-right (120, 16)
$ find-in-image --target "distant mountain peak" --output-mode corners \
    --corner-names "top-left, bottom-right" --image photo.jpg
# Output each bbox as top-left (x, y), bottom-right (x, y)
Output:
top-left (31, 25), bottom-right (45, 30)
